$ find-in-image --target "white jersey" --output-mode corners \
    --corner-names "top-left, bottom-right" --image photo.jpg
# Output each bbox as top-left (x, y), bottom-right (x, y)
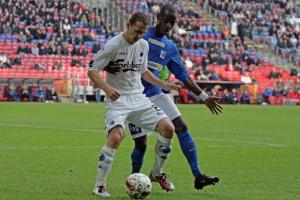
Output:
top-left (89, 33), bottom-right (149, 95)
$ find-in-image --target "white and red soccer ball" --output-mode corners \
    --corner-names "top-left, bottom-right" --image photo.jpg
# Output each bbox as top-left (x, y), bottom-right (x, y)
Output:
top-left (125, 173), bottom-right (152, 199)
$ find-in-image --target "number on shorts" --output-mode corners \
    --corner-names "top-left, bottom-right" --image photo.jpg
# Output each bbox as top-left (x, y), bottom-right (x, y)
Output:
top-left (151, 104), bottom-right (161, 111)
top-left (128, 123), bottom-right (142, 135)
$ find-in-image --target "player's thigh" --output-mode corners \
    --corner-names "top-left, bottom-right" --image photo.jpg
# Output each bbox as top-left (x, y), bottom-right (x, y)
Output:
top-left (150, 93), bottom-right (181, 120)
top-left (105, 102), bottom-right (128, 137)
top-left (127, 94), bottom-right (178, 139)
top-left (128, 97), bottom-right (168, 132)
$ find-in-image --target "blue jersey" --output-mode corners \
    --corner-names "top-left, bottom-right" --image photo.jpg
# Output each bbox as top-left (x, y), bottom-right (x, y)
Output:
top-left (142, 27), bottom-right (189, 97)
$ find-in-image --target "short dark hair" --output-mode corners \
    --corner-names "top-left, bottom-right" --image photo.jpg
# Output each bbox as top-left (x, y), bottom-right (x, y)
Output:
top-left (129, 12), bottom-right (149, 25)
top-left (160, 4), bottom-right (177, 16)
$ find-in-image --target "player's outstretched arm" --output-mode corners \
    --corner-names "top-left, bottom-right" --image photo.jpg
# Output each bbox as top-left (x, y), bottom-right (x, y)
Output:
top-left (183, 76), bottom-right (222, 115)
top-left (166, 49), bottom-right (222, 114)
top-left (87, 70), bottom-right (120, 101)
top-left (142, 70), bottom-right (183, 91)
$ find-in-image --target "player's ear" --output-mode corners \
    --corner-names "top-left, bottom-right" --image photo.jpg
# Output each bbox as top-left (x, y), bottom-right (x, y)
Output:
top-left (127, 22), bottom-right (130, 29)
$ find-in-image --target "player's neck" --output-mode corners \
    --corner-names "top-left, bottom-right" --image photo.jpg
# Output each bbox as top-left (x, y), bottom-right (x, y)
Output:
top-left (122, 32), bottom-right (134, 45)
top-left (154, 26), bottom-right (164, 37)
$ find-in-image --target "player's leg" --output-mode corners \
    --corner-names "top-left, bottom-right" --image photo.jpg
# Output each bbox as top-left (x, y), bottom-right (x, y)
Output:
top-left (173, 116), bottom-right (219, 190)
top-left (129, 94), bottom-right (175, 175)
top-left (152, 117), bottom-right (174, 174)
top-left (132, 135), bottom-right (147, 173)
top-left (93, 125), bottom-right (125, 197)
top-left (150, 117), bottom-right (175, 192)
top-left (128, 123), bottom-right (147, 174)
top-left (151, 93), bottom-right (219, 189)
top-left (172, 117), bottom-right (201, 177)
top-left (129, 119), bottom-right (175, 192)
top-left (93, 103), bottom-right (127, 198)
top-left (129, 96), bottom-right (175, 192)
top-left (150, 94), bottom-right (201, 176)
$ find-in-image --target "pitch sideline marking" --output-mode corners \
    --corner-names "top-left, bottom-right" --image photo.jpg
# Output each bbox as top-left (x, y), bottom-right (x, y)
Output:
top-left (0, 122), bottom-right (99, 133)
top-left (0, 122), bottom-right (293, 148)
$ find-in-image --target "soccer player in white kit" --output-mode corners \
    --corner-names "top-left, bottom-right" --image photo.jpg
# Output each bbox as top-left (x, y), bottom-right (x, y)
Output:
top-left (87, 12), bottom-right (182, 198)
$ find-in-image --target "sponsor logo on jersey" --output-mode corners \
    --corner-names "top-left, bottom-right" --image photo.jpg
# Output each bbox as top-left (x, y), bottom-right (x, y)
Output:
top-left (107, 59), bottom-right (142, 72)
top-left (148, 38), bottom-right (165, 48)
top-left (160, 50), bottom-right (166, 59)
top-left (148, 61), bottom-right (163, 71)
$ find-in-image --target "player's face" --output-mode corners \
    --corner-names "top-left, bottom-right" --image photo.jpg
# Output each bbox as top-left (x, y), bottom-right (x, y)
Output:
top-left (127, 21), bottom-right (148, 44)
top-left (157, 10), bottom-right (177, 36)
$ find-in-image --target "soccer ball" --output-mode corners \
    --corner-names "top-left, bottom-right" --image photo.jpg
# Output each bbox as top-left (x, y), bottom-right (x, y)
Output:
top-left (125, 173), bottom-right (152, 199)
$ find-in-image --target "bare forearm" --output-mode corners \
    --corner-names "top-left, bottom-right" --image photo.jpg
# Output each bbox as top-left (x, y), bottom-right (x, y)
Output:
top-left (87, 70), bottom-right (110, 92)
top-left (183, 76), bottom-right (204, 96)
top-left (142, 70), bottom-right (166, 89)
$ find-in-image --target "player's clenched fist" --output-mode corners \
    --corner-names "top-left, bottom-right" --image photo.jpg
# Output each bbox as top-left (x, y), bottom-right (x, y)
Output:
top-left (105, 86), bottom-right (120, 101)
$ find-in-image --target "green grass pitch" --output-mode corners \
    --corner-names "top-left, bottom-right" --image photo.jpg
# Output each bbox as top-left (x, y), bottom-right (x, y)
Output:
top-left (0, 103), bottom-right (299, 200)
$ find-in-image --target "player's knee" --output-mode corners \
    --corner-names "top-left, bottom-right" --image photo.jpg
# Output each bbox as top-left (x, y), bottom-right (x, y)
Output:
top-left (134, 136), bottom-right (147, 152)
top-left (156, 118), bottom-right (175, 139)
top-left (108, 134), bottom-right (123, 148)
top-left (162, 121), bottom-right (175, 139)
top-left (172, 117), bottom-right (188, 133)
top-left (107, 126), bottom-right (124, 149)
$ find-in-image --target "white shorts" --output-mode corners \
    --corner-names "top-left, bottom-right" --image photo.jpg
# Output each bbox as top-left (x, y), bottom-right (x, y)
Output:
top-left (104, 93), bottom-right (168, 137)
top-left (129, 93), bottom-right (181, 139)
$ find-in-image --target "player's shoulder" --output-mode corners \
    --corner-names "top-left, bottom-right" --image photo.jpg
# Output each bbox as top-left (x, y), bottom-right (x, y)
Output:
top-left (167, 38), bottom-right (177, 49)
top-left (137, 38), bottom-right (149, 49)
top-left (139, 38), bottom-right (148, 46)
top-left (160, 36), bottom-right (175, 48)
top-left (163, 37), bottom-right (178, 53)
top-left (105, 34), bottom-right (122, 49)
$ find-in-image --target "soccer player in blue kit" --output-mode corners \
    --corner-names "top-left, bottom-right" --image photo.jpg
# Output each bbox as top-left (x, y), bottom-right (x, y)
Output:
top-left (128, 4), bottom-right (223, 191)
top-left (104, 4), bottom-right (222, 192)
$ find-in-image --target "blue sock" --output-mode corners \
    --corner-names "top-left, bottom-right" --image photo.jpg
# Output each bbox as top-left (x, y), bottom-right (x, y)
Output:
top-left (131, 148), bottom-right (145, 174)
top-left (177, 130), bottom-right (201, 177)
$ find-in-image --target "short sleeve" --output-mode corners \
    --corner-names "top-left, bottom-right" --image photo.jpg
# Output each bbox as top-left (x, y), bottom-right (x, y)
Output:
top-left (140, 42), bottom-right (149, 74)
top-left (167, 43), bottom-right (189, 82)
top-left (88, 42), bottom-right (115, 71)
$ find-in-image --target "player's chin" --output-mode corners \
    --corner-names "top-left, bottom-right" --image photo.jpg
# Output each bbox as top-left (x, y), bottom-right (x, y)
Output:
top-left (163, 29), bottom-right (171, 35)
top-left (133, 37), bottom-right (141, 42)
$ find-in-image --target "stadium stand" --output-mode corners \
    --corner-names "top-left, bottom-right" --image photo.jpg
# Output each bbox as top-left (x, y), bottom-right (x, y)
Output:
top-left (0, 0), bottom-right (299, 105)
top-left (0, 0), bottom-right (115, 101)
top-left (111, 0), bottom-right (300, 105)
top-left (205, 0), bottom-right (300, 65)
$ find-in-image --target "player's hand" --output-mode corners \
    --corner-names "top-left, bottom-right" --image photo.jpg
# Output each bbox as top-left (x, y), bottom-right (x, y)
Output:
top-left (103, 62), bottom-right (121, 74)
top-left (163, 80), bottom-right (183, 91)
top-left (204, 96), bottom-right (222, 115)
top-left (168, 80), bottom-right (185, 88)
top-left (105, 86), bottom-right (120, 101)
